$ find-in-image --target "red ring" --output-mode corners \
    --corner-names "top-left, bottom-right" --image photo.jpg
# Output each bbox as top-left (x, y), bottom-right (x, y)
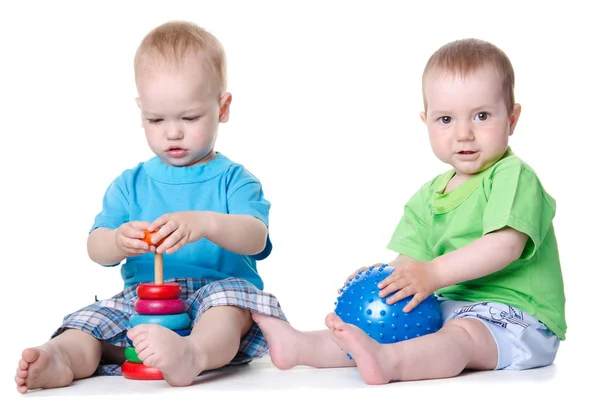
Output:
top-left (137, 283), bottom-right (181, 300)
top-left (122, 361), bottom-right (164, 380)
top-left (135, 298), bottom-right (186, 315)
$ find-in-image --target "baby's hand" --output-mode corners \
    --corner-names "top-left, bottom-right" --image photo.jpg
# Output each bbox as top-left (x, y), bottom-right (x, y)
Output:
top-left (115, 221), bottom-right (153, 257)
top-left (338, 263), bottom-right (385, 294)
top-left (377, 261), bottom-right (441, 313)
top-left (148, 211), bottom-right (208, 255)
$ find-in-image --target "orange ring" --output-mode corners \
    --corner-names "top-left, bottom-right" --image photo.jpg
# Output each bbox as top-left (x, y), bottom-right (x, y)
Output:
top-left (141, 230), bottom-right (166, 246)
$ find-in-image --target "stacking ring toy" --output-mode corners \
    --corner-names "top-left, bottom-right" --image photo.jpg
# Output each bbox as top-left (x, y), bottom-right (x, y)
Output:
top-left (137, 282), bottom-right (181, 299)
top-left (122, 361), bottom-right (163, 380)
top-left (172, 328), bottom-right (191, 337)
top-left (124, 346), bottom-right (142, 363)
top-left (135, 298), bottom-right (185, 315)
top-left (129, 312), bottom-right (191, 329)
top-left (127, 327), bottom-right (191, 345)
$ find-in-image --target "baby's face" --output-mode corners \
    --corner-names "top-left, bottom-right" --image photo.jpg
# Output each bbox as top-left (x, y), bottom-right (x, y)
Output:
top-left (136, 57), bottom-right (228, 167)
top-left (421, 65), bottom-right (520, 179)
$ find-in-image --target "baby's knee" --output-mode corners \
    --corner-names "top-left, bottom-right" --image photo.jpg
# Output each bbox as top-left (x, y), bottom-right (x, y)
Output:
top-left (446, 318), bottom-right (493, 342)
top-left (445, 318), bottom-right (497, 369)
top-left (447, 317), bottom-right (484, 333)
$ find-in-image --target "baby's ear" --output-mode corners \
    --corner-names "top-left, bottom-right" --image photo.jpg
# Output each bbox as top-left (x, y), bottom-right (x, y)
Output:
top-left (219, 93), bottom-right (232, 123)
top-left (509, 103), bottom-right (522, 135)
top-left (420, 111), bottom-right (427, 124)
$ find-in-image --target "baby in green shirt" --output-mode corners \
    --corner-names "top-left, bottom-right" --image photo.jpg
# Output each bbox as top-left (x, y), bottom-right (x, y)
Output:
top-left (253, 38), bottom-right (566, 384)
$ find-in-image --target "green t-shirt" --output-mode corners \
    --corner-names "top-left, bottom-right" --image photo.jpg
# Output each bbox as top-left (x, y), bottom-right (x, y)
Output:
top-left (387, 149), bottom-right (566, 340)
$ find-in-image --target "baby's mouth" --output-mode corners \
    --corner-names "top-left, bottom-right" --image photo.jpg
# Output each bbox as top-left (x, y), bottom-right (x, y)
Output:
top-left (167, 147), bottom-right (188, 157)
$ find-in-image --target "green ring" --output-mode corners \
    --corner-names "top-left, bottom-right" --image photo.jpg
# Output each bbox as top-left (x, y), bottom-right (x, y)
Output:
top-left (124, 346), bottom-right (142, 363)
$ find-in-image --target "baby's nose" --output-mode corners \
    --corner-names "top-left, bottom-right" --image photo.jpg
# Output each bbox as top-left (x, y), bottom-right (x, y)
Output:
top-left (455, 122), bottom-right (474, 141)
top-left (166, 122), bottom-right (183, 140)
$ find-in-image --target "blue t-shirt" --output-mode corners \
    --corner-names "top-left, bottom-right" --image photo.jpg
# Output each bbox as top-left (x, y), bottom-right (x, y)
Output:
top-left (91, 153), bottom-right (272, 289)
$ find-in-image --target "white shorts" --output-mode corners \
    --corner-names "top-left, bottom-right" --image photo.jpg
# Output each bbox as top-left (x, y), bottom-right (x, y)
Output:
top-left (439, 298), bottom-right (560, 370)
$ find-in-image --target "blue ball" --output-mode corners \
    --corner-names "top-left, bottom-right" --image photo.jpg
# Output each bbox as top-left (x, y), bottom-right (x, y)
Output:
top-left (334, 265), bottom-right (443, 344)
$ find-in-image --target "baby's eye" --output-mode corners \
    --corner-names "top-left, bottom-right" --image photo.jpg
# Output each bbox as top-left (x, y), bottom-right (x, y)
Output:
top-left (438, 116), bottom-right (452, 124)
top-left (475, 112), bottom-right (489, 121)
top-left (183, 116), bottom-right (200, 122)
top-left (148, 118), bottom-right (163, 124)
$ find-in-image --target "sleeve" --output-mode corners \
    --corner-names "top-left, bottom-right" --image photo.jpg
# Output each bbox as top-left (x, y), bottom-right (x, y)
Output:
top-left (227, 167), bottom-right (272, 260)
top-left (89, 175), bottom-right (130, 233)
top-left (482, 163), bottom-right (556, 260)
top-left (386, 182), bottom-right (434, 262)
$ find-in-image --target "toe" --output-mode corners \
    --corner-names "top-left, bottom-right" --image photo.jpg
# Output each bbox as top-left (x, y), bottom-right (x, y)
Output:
top-left (329, 314), bottom-right (345, 329)
top-left (128, 324), bottom-right (151, 338)
top-left (129, 332), bottom-right (148, 347)
top-left (325, 312), bottom-right (338, 328)
top-left (136, 344), bottom-right (153, 361)
top-left (134, 340), bottom-right (150, 353)
top-left (22, 348), bottom-right (41, 363)
top-left (17, 382), bottom-right (29, 394)
top-left (127, 327), bottom-right (140, 339)
top-left (143, 354), bottom-right (157, 367)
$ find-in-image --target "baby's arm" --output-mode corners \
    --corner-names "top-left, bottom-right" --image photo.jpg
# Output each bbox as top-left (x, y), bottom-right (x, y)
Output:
top-left (431, 226), bottom-right (528, 288)
top-left (148, 211), bottom-right (268, 256)
top-left (203, 212), bottom-right (268, 255)
top-left (147, 171), bottom-right (270, 256)
top-left (388, 254), bottom-right (416, 267)
top-left (88, 228), bottom-right (124, 266)
top-left (379, 227), bottom-right (528, 311)
top-left (88, 221), bottom-right (151, 266)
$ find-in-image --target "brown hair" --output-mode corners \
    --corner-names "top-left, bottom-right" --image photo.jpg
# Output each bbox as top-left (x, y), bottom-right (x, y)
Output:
top-left (422, 38), bottom-right (515, 113)
top-left (134, 21), bottom-right (227, 95)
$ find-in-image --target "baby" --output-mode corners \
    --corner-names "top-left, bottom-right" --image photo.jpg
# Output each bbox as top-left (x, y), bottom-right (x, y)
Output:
top-left (15, 21), bottom-right (286, 393)
top-left (253, 38), bottom-right (566, 384)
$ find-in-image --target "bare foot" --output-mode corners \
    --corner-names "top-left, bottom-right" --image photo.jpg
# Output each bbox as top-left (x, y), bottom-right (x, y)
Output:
top-left (15, 347), bottom-right (74, 394)
top-left (325, 313), bottom-right (394, 385)
top-left (128, 324), bottom-right (204, 387)
top-left (252, 313), bottom-right (301, 369)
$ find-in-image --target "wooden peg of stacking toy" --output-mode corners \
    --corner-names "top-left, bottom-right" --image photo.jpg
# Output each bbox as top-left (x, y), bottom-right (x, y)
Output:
top-left (142, 230), bottom-right (165, 285)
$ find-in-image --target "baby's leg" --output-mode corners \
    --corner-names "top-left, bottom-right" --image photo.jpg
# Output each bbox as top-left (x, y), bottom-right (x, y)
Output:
top-left (327, 313), bottom-right (497, 384)
top-left (128, 305), bottom-right (253, 387)
top-left (15, 329), bottom-right (102, 393)
top-left (252, 313), bottom-right (355, 369)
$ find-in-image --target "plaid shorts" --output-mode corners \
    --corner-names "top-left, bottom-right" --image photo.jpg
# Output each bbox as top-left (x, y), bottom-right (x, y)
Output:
top-left (52, 277), bottom-right (287, 376)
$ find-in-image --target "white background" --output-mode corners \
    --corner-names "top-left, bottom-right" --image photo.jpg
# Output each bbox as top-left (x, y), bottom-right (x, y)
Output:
top-left (1, 0), bottom-right (598, 414)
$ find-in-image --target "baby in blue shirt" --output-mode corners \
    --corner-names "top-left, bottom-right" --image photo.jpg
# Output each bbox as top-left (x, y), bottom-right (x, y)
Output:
top-left (15, 21), bottom-right (286, 393)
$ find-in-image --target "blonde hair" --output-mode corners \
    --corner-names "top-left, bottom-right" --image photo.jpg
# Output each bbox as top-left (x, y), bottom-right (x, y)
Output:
top-left (422, 38), bottom-right (515, 113)
top-left (134, 21), bottom-right (227, 95)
